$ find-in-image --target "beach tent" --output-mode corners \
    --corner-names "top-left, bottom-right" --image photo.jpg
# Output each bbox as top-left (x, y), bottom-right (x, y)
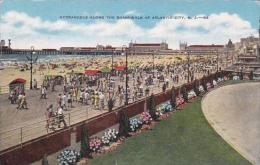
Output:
top-left (113, 66), bottom-right (126, 71)
top-left (85, 69), bottom-right (102, 76)
top-left (9, 78), bottom-right (26, 93)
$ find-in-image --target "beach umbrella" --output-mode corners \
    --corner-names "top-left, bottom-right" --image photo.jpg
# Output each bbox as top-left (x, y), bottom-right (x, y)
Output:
top-left (85, 69), bottom-right (102, 76)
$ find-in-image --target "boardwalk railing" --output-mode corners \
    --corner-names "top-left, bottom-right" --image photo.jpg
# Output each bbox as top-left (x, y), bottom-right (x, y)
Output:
top-left (0, 107), bottom-right (93, 151)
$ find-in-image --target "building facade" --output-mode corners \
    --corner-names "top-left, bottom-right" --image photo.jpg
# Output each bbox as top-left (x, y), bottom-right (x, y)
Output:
top-left (60, 45), bottom-right (122, 55)
top-left (128, 41), bottom-right (169, 55)
top-left (236, 36), bottom-right (259, 63)
top-left (185, 44), bottom-right (225, 55)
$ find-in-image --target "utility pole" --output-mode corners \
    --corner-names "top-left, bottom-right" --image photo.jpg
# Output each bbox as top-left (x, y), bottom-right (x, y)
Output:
top-left (125, 46), bottom-right (128, 105)
top-left (112, 50), bottom-right (115, 71)
top-left (26, 46), bottom-right (37, 90)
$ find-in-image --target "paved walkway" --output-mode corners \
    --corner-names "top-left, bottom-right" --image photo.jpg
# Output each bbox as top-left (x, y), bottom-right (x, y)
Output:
top-left (202, 82), bottom-right (260, 165)
top-left (0, 72), bottom-right (197, 151)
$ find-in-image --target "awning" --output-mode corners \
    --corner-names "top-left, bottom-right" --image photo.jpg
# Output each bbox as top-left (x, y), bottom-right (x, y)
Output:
top-left (85, 69), bottom-right (101, 75)
top-left (113, 66), bottom-right (126, 71)
top-left (9, 78), bottom-right (26, 85)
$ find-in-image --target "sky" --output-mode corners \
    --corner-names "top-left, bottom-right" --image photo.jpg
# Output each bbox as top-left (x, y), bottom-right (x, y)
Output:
top-left (0, 0), bottom-right (259, 49)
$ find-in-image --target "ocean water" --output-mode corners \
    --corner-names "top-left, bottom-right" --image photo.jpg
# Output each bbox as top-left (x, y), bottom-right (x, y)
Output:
top-left (0, 54), bottom-right (111, 66)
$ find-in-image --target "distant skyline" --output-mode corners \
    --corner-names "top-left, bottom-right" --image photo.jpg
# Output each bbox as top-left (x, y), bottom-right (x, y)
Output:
top-left (0, 0), bottom-right (259, 49)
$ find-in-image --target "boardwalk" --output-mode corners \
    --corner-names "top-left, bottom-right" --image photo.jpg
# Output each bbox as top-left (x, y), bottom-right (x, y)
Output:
top-left (0, 61), bottom-right (225, 151)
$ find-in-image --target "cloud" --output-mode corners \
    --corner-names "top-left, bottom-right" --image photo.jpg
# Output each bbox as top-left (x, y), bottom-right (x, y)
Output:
top-left (256, 0), bottom-right (260, 6)
top-left (124, 10), bottom-right (141, 15)
top-left (0, 11), bottom-right (257, 49)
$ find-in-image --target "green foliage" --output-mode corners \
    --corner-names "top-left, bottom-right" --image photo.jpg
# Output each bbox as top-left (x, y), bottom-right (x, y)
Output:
top-left (80, 125), bottom-right (90, 158)
top-left (202, 79), bottom-right (208, 92)
top-left (182, 86), bottom-right (188, 102)
top-left (249, 71), bottom-right (253, 80)
top-left (119, 111), bottom-right (130, 137)
top-left (170, 86), bottom-right (177, 109)
top-left (240, 71), bottom-right (244, 80)
top-left (193, 80), bottom-right (200, 96)
top-left (108, 98), bottom-right (114, 112)
top-left (148, 94), bottom-right (158, 120)
top-left (41, 154), bottom-right (49, 165)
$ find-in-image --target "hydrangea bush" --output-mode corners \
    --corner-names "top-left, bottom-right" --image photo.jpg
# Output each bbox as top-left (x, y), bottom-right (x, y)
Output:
top-left (188, 90), bottom-right (196, 99)
top-left (160, 101), bottom-right (173, 113)
top-left (206, 82), bottom-right (211, 90)
top-left (212, 80), bottom-right (217, 86)
top-left (57, 149), bottom-right (80, 165)
top-left (217, 77), bottom-right (224, 82)
top-left (199, 85), bottom-right (204, 93)
top-left (140, 111), bottom-right (152, 124)
top-left (89, 137), bottom-right (102, 153)
top-left (130, 117), bottom-right (143, 132)
top-left (176, 96), bottom-right (184, 106)
top-left (224, 76), bottom-right (229, 81)
top-left (233, 75), bottom-right (240, 80)
top-left (101, 129), bottom-right (119, 145)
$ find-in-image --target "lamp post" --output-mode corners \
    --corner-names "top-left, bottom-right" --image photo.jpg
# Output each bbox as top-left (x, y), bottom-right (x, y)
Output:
top-left (216, 49), bottom-right (219, 72)
top-left (186, 51), bottom-right (190, 83)
top-left (122, 45), bottom-right (128, 105)
top-left (112, 50), bottom-right (115, 71)
top-left (27, 46), bottom-right (37, 90)
top-left (152, 50), bottom-right (155, 78)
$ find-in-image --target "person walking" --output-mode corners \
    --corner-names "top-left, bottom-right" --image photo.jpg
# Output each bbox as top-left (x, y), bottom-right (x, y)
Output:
top-left (57, 106), bottom-right (67, 128)
top-left (57, 94), bottom-right (62, 107)
top-left (45, 104), bottom-right (53, 132)
top-left (17, 93), bottom-right (28, 109)
top-left (40, 86), bottom-right (47, 99)
top-left (119, 91), bottom-right (124, 106)
top-left (67, 92), bottom-right (72, 108)
top-left (61, 93), bottom-right (67, 110)
top-left (94, 93), bottom-right (100, 110)
top-left (99, 92), bottom-right (105, 111)
top-left (162, 83), bottom-right (166, 93)
top-left (33, 79), bottom-right (37, 89)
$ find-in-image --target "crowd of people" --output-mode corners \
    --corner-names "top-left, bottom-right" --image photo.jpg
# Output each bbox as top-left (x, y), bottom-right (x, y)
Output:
top-left (7, 57), bottom-right (221, 131)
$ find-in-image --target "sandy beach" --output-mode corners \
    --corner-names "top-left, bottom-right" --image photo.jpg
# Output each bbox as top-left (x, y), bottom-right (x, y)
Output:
top-left (0, 55), bottom-right (208, 93)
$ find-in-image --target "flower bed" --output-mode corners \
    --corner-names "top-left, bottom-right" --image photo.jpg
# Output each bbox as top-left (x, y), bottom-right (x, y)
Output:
top-left (213, 80), bottom-right (217, 86)
top-left (206, 82), bottom-right (212, 90)
top-left (130, 117), bottom-right (143, 132)
top-left (140, 111), bottom-right (152, 124)
top-left (57, 149), bottom-right (80, 165)
top-left (158, 101), bottom-right (173, 113)
top-left (176, 96), bottom-right (184, 106)
top-left (101, 129), bottom-right (119, 146)
top-left (89, 137), bottom-right (102, 153)
top-left (199, 85), bottom-right (204, 93)
top-left (69, 73), bottom-right (230, 164)
top-left (218, 77), bottom-right (224, 82)
top-left (233, 76), bottom-right (240, 80)
top-left (188, 90), bottom-right (196, 99)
